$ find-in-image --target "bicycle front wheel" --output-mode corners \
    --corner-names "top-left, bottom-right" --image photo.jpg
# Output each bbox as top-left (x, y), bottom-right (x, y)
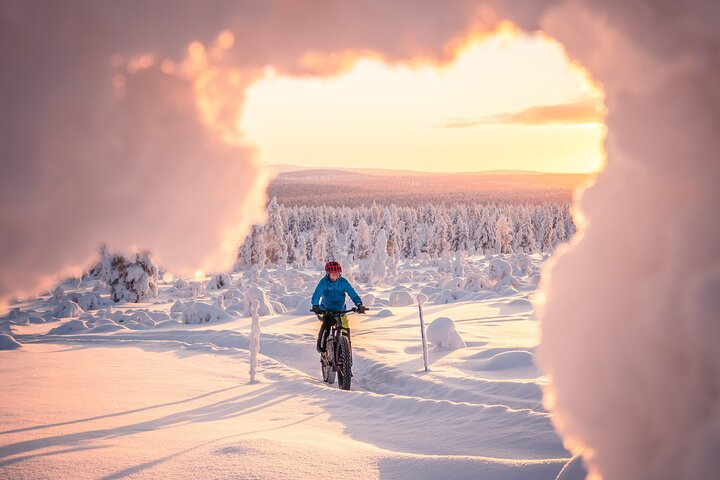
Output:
top-left (337, 335), bottom-right (352, 390)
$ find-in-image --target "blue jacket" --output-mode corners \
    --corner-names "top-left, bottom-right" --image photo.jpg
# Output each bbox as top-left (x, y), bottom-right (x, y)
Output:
top-left (312, 275), bottom-right (362, 311)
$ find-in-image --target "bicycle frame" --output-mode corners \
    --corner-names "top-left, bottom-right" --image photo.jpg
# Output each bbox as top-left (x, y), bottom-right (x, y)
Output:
top-left (316, 307), bottom-right (356, 389)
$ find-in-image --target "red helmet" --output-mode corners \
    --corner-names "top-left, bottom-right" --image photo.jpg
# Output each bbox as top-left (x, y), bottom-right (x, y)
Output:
top-left (325, 261), bottom-right (342, 274)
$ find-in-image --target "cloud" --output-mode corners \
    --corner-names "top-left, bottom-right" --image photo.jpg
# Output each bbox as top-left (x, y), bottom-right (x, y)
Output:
top-left (438, 99), bottom-right (604, 128)
top-left (0, 0), bottom-right (495, 306)
top-left (536, 1), bottom-right (720, 479)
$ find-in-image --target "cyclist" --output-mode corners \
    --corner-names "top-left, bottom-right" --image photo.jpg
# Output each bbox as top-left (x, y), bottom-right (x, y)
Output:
top-left (311, 261), bottom-right (367, 353)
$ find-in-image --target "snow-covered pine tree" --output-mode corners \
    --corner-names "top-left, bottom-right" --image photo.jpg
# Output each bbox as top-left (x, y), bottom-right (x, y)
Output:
top-left (264, 197), bottom-right (287, 266)
top-left (495, 215), bottom-right (514, 254)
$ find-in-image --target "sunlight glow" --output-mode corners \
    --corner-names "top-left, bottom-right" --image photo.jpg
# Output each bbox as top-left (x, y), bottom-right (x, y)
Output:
top-left (240, 33), bottom-right (605, 173)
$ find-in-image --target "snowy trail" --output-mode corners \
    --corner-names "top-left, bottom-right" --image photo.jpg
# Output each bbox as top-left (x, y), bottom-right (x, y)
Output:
top-left (14, 325), bottom-right (565, 463)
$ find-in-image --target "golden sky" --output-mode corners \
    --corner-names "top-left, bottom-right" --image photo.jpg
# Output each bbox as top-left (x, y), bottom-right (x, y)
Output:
top-left (240, 32), bottom-right (605, 174)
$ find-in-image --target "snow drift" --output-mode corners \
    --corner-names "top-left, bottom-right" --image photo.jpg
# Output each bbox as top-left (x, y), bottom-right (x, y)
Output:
top-left (427, 317), bottom-right (466, 350)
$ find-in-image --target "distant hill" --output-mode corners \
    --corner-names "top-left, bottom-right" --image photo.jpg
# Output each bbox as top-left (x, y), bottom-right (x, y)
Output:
top-left (267, 165), bottom-right (592, 206)
top-left (268, 164), bottom-right (564, 177)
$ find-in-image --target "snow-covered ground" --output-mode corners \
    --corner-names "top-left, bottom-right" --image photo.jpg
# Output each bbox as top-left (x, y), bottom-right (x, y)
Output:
top-left (1, 255), bottom-right (580, 479)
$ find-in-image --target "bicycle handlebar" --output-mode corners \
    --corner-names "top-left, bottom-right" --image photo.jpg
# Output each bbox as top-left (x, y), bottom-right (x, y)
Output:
top-left (313, 307), bottom-right (358, 315)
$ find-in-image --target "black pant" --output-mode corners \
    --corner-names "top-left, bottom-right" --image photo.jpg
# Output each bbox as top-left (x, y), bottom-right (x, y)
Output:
top-left (316, 313), bottom-right (351, 352)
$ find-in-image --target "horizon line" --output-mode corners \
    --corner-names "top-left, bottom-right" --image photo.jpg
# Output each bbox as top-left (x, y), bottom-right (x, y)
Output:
top-left (267, 163), bottom-right (595, 176)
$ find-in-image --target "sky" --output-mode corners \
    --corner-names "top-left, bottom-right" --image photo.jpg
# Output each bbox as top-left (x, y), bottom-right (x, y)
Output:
top-left (240, 30), bottom-right (606, 174)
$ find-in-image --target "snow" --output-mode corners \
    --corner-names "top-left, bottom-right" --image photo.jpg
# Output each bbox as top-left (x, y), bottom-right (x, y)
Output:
top-left (426, 317), bottom-right (467, 350)
top-left (389, 290), bottom-right (414, 307)
top-left (181, 301), bottom-right (232, 324)
top-left (0, 333), bottom-right (22, 350)
top-left (51, 300), bottom-right (84, 319)
top-left (1, 254), bottom-right (571, 479)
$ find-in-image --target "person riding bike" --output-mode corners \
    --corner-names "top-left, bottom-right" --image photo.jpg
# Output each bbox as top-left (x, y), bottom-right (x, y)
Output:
top-left (312, 261), bottom-right (367, 353)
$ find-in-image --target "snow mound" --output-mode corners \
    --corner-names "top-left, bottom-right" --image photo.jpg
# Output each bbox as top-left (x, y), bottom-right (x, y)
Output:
top-left (374, 308), bottom-right (394, 317)
top-left (481, 350), bottom-right (535, 371)
top-left (52, 300), bottom-right (84, 318)
top-left (292, 296), bottom-right (314, 315)
top-left (435, 289), bottom-right (467, 304)
top-left (222, 288), bottom-right (243, 300)
top-left (181, 302), bottom-right (231, 324)
top-left (127, 311), bottom-right (156, 329)
top-left (426, 317), bottom-right (466, 350)
top-left (0, 334), bottom-right (22, 350)
top-left (278, 294), bottom-right (304, 309)
top-left (170, 300), bottom-right (185, 314)
top-left (47, 319), bottom-right (89, 335)
top-left (362, 293), bottom-right (376, 308)
top-left (88, 323), bottom-right (127, 333)
top-left (69, 292), bottom-right (110, 311)
top-left (389, 290), bottom-right (414, 307)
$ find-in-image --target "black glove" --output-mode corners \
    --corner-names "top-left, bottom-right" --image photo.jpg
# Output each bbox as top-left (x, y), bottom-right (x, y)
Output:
top-left (356, 305), bottom-right (367, 314)
top-left (311, 305), bottom-right (322, 315)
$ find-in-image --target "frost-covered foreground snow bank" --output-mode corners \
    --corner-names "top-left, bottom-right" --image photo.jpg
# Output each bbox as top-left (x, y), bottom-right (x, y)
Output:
top-left (1, 254), bottom-right (574, 479)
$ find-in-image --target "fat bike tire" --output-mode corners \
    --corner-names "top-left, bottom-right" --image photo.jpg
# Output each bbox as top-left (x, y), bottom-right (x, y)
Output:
top-left (322, 339), bottom-right (336, 384)
top-left (337, 335), bottom-right (352, 391)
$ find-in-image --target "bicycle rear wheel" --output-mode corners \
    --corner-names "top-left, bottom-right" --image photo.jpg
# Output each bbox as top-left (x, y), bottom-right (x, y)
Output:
top-left (337, 335), bottom-right (352, 390)
top-left (321, 338), bottom-right (336, 384)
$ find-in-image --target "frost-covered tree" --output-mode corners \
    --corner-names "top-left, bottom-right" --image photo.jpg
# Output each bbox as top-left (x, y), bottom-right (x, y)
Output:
top-left (264, 197), bottom-right (287, 265)
top-left (514, 207), bottom-right (537, 253)
top-left (312, 226), bottom-right (327, 267)
top-left (89, 248), bottom-right (159, 303)
top-left (356, 218), bottom-right (372, 260)
top-left (495, 215), bottom-right (514, 254)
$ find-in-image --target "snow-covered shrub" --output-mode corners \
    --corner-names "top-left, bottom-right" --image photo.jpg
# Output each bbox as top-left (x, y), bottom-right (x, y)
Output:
top-left (282, 271), bottom-right (305, 291)
top-left (211, 295), bottom-right (224, 309)
top-left (51, 286), bottom-right (65, 301)
top-left (270, 301), bottom-right (287, 314)
top-left (68, 292), bottom-right (110, 311)
top-left (452, 251), bottom-right (466, 277)
top-left (88, 248), bottom-right (159, 303)
top-left (174, 278), bottom-right (190, 290)
top-left (439, 276), bottom-right (466, 290)
top-left (129, 311), bottom-right (156, 329)
top-left (222, 288), bottom-right (243, 301)
top-left (52, 300), bottom-right (84, 318)
top-left (512, 254), bottom-right (532, 277)
top-left (188, 281), bottom-right (204, 297)
top-left (389, 291), bottom-right (414, 307)
top-left (269, 282), bottom-right (287, 295)
top-left (170, 300), bottom-right (185, 315)
top-left (181, 301), bottom-right (231, 324)
top-left (435, 289), bottom-right (467, 304)
top-left (207, 273), bottom-right (232, 290)
top-left (487, 258), bottom-right (520, 292)
top-left (464, 273), bottom-right (490, 292)
top-left (426, 317), bottom-right (466, 350)
top-left (47, 319), bottom-right (88, 335)
top-left (243, 286), bottom-right (274, 316)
